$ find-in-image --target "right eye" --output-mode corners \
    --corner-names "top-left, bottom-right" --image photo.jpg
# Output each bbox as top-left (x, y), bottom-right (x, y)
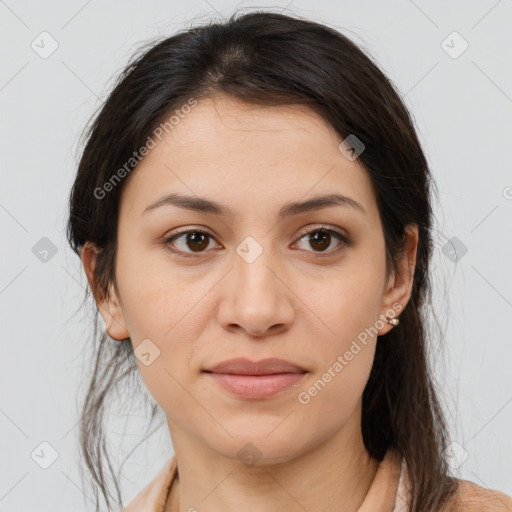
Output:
top-left (163, 229), bottom-right (221, 258)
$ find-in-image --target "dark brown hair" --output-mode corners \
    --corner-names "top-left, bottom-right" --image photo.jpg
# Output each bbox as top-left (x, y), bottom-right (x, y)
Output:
top-left (66, 9), bottom-right (457, 511)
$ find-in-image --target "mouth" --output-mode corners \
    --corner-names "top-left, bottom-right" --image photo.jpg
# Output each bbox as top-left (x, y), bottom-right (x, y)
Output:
top-left (202, 357), bottom-right (308, 400)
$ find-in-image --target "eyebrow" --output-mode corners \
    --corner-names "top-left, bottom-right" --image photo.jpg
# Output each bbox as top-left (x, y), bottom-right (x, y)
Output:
top-left (142, 192), bottom-right (367, 220)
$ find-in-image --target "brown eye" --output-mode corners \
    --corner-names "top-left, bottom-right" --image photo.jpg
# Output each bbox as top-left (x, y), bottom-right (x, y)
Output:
top-left (165, 230), bottom-right (217, 256)
top-left (295, 228), bottom-right (350, 254)
top-left (183, 232), bottom-right (210, 252)
top-left (308, 230), bottom-right (331, 252)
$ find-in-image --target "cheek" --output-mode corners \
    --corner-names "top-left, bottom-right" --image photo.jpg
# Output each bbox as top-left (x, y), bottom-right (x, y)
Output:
top-left (116, 246), bottom-right (199, 339)
top-left (293, 255), bottom-right (384, 411)
top-left (114, 251), bottom-right (205, 407)
top-left (296, 296), bottom-right (378, 433)
top-left (292, 334), bottom-right (377, 451)
top-left (299, 259), bottom-right (385, 350)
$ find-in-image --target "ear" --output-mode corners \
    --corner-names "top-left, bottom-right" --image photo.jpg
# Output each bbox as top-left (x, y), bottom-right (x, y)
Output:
top-left (378, 223), bottom-right (419, 335)
top-left (81, 242), bottom-right (130, 341)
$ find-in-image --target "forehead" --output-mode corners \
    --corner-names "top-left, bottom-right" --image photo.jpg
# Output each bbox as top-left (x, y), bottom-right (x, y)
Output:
top-left (118, 94), bottom-right (379, 227)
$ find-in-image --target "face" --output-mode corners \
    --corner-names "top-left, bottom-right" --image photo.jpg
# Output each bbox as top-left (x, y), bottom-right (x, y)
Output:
top-left (84, 93), bottom-right (417, 464)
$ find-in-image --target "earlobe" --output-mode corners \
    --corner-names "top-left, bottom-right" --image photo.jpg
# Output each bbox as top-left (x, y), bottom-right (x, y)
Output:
top-left (378, 223), bottom-right (419, 335)
top-left (98, 285), bottom-right (130, 341)
top-left (81, 242), bottom-right (130, 341)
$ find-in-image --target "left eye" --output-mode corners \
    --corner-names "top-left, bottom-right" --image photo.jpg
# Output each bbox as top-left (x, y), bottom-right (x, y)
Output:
top-left (295, 228), bottom-right (349, 254)
top-left (164, 227), bottom-right (349, 257)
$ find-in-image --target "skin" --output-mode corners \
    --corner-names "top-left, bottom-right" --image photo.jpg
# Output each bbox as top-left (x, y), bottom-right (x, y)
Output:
top-left (82, 93), bottom-right (418, 512)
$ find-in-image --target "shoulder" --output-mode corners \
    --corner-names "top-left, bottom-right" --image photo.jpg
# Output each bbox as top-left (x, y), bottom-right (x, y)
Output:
top-left (394, 455), bottom-right (512, 512)
top-left (122, 456), bottom-right (177, 511)
top-left (446, 478), bottom-right (512, 511)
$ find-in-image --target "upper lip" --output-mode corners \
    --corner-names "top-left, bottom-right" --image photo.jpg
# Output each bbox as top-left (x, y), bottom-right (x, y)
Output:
top-left (204, 357), bottom-right (307, 375)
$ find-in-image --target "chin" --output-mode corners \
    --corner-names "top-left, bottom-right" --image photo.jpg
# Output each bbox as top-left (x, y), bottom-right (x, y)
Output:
top-left (206, 425), bottom-right (309, 466)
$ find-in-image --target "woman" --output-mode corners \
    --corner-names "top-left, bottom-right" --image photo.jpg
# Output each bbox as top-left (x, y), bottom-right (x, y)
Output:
top-left (66, 10), bottom-right (512, 512)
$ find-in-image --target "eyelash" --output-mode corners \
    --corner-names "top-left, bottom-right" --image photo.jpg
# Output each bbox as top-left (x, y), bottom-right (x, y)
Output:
top-left (162, 224), bottom-right (351, 259)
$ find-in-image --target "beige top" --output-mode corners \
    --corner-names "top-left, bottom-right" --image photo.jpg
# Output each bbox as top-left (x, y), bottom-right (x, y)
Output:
top-left (122, 450), bottom-right (512, 511)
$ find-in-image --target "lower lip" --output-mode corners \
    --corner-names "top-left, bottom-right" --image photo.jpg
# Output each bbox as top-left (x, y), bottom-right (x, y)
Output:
top-left (206, 372), bottom-right (307, 399)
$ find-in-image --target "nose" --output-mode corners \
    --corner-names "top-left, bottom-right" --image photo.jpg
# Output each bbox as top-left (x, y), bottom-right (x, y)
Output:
top-left (216, 246), bottom-right (295, 338)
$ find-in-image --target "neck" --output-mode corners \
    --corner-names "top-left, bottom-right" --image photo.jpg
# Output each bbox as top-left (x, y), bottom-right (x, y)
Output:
top-left (165, 403), bottom-right (380, 512)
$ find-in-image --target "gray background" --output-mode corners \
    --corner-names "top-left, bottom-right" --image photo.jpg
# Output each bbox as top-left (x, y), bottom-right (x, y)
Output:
top-left (1, 0), bottom-right (511, 510)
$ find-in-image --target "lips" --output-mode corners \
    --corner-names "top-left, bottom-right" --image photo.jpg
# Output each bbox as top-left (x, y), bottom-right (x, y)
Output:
top-left (204, 357), bottom-right (307, 375)
top-left (203, 358), bottom-right (308, 400)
